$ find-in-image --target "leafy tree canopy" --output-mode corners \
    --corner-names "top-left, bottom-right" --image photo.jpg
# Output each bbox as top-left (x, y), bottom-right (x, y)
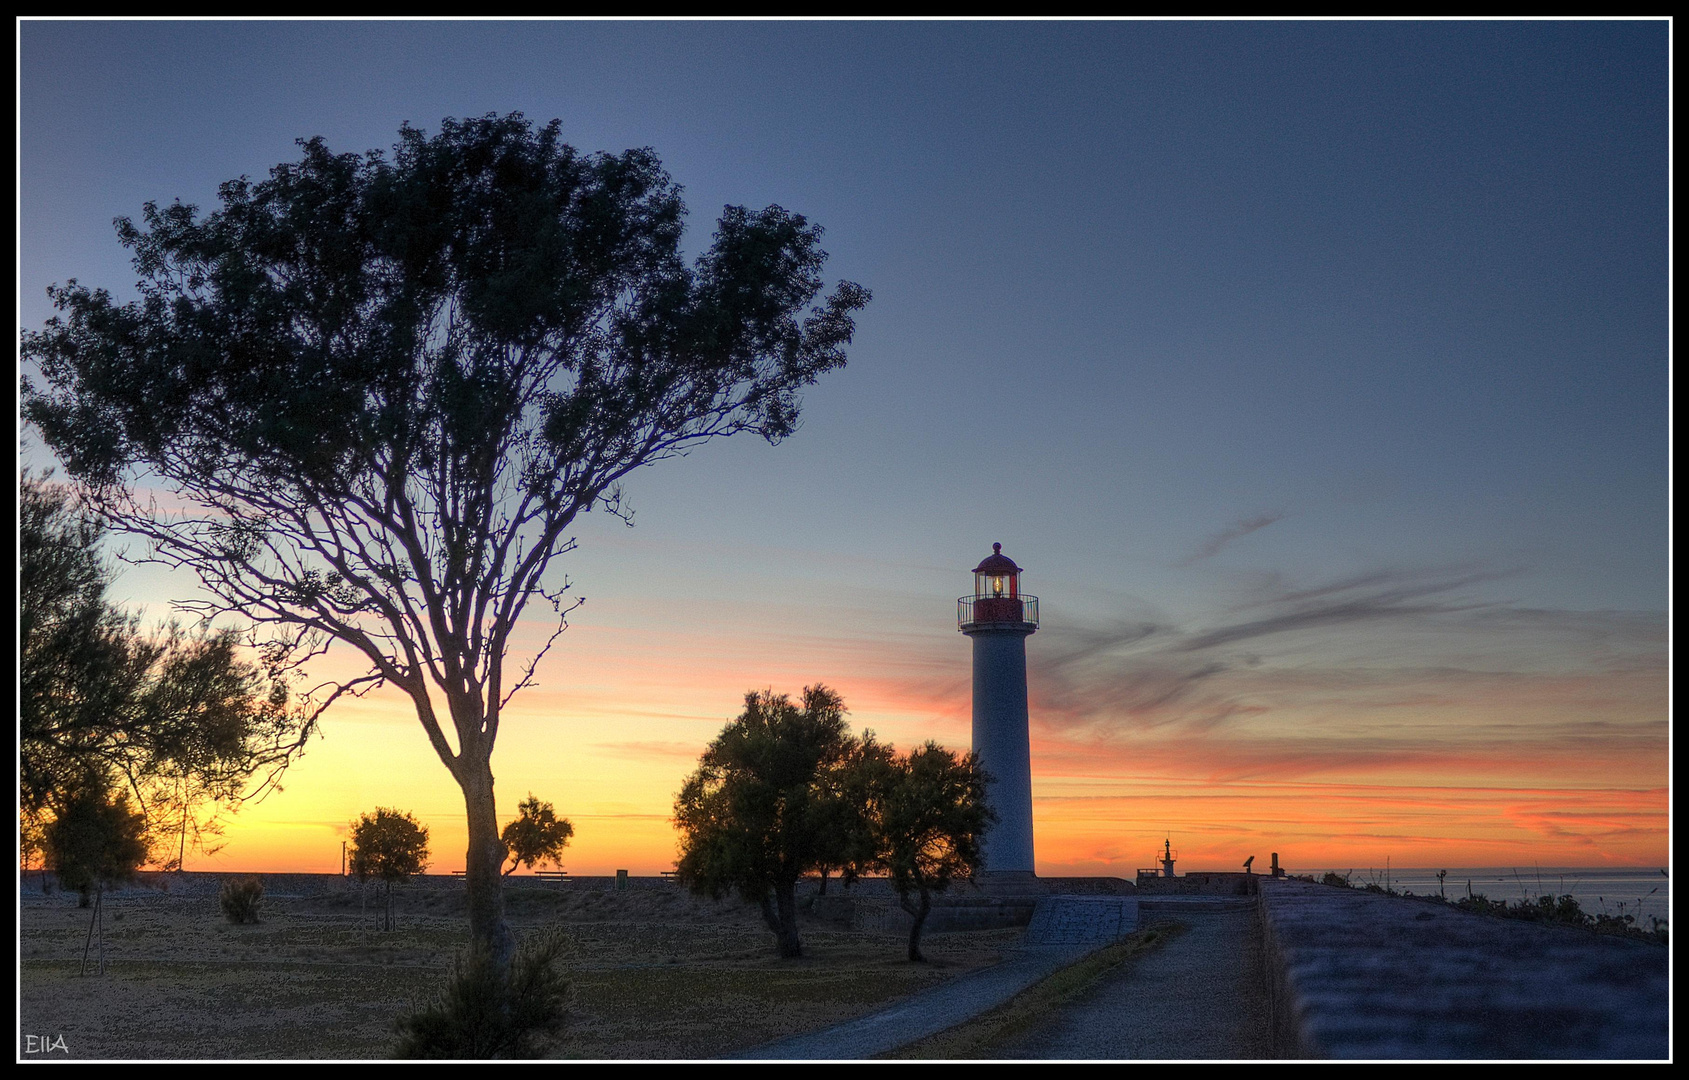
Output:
top-left (674, 685), bottom-right (857, 957)
top-left (349, 806), bottom-right (431, 932)
top-left (874, 742), bottom-right (994, 961)
top-left (349, 807), bottom-right (432, 885)
top-left (43, 782), bottom-right (151, 906)
top-left (20, 470), bottom-right (312, 864)
top-left (501, 793), bottom-right (574, 876)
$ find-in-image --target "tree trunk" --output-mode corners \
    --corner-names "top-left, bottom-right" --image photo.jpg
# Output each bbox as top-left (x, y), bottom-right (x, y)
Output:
top-left (96, 885), bottom-right (106, 975)
top-left (460, 760), bottom-right (515, 975)
top-left (178, 786), bottom-right (189, 872)
top-left (761, 880), bottom-right (803, 958)
top-left (818, 868), bottom-right (829, 896)
top-left (900, 885), bottom-right (932, 962)
top-left (385, 880), bottom-right (393, 932)
top-left (80, 888), bottom-right (98, 976)
top-left (175, 772), bottom-right (188, 872)
top-left (759, 892), bottom-right (782, 935)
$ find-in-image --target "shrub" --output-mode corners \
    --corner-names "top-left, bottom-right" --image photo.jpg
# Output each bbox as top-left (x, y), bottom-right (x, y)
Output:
top-left (393, 929), bottom-right (572, 1059)
top-left (1320, 871), bottom-right (1351, 888)
top-left (219, 876), bottom-right (265, 924)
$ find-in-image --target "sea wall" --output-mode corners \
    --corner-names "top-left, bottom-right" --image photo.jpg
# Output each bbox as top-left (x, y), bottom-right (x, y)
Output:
top-left (1257, 878), bottom-right (1668, 1059)
top-left (20, 870), bottom-right (683, 899)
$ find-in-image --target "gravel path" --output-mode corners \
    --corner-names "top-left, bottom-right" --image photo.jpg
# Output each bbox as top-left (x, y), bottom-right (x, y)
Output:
top-left (731, 895), bottom-right (1138, 1060)
top-left (730, 943), bottom-right (1099, 1060)
top-left (1004, 898), bottom-right (1271, 1060)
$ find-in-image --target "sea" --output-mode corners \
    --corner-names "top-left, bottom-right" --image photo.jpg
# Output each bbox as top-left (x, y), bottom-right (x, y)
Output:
top-left (1298, 866), bottom-right (1670, 928)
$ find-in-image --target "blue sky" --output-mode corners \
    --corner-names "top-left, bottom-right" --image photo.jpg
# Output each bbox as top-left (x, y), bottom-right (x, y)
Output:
top-left (18, 20), bottom-right (1669, 872)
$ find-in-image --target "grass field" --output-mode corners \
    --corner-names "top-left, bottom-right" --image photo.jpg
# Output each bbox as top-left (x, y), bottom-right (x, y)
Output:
top-left (18, 877), bottom-right (1022, 1060)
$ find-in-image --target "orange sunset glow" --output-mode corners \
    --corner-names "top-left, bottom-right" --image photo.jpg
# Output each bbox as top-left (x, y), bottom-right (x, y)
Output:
top-left (155, 533), bottom-right (1667, 878)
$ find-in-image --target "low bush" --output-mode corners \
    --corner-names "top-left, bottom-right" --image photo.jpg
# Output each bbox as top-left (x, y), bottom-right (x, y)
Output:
top-left (1313, 867), bottom-right (1667, 945)
top-left (1449, 891), bottom-right (1665, 944)
top-left (219, 876), bottom-right (265, 924)
top-left (393, 929), bottom-right (572, 1059)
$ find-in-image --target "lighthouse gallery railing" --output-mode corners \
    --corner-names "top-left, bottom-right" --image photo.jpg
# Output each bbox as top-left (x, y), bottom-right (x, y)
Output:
top-left (957, 594), bottom-right (1038, 627)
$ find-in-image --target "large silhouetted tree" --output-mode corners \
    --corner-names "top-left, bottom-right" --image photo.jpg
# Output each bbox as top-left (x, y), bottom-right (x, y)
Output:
top-left (673, 686), bottom-right (857, 958)
top-left (22, 112), bottom-right (869, 976)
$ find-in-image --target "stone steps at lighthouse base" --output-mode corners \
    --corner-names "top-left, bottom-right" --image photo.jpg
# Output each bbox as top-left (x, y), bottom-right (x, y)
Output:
top-left (1024, 895), bottom-right (1140, 946)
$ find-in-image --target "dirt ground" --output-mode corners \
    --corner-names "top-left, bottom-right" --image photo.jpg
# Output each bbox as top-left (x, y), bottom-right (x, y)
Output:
top-left (18, 876), bottom-right (1021, 1060)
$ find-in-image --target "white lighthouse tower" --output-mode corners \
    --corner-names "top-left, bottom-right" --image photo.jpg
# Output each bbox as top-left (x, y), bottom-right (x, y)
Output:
top-left (959, 543), bottom-right (1039, 881)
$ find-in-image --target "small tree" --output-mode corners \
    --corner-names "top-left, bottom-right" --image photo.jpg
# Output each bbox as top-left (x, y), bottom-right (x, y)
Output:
top-left (349, 808), bottom-right (431, 931)
top-left (673, 686), bottom-right (856, 958)
top-left (813, 731), bottom-right (895, 896)
top-left (42, 782), bottom-right (150, 975)
top-left (20, 471), bottom-right (313, 868)
top-left (501, 794), bottom-right (575, 876)
top-left (875, 743), bottom-right (994, 962)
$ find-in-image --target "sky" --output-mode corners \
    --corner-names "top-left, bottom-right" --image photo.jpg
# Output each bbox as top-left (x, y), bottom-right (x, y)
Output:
top-left (17, 18), bottom-right (1670, 876)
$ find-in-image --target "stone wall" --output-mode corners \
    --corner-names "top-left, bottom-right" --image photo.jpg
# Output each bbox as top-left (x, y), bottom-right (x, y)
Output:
top-left (21, 870), bottom-right (685, 900)
top-left (828, 894), bottom-right (1038, 934)
top-left (1257, 878), bottom-right (1668, 1059)
top-left (805, 877), bottom-right (1039, 933)
top-left (1134, 871), bottom-right (1260, 896)
top-left (1038, 876), bottom-right (1136, 895)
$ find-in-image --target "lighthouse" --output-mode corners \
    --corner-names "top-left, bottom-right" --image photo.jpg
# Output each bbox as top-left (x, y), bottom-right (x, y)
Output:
top-left (959, 543), bottom-right (1039, 879)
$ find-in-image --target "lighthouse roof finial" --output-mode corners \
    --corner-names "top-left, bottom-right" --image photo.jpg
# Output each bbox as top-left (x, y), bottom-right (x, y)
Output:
top-left (972, 543), bottom-right (1022, 575)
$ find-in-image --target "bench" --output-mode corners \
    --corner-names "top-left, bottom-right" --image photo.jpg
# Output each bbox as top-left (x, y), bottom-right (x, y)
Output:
top-left (534, 870), bottom-right (569, 882)
top-left (660, 870), bottom-right (679, 882)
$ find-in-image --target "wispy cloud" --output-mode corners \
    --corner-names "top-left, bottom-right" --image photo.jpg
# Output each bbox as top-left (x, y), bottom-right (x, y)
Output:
top-left (1180, 511), bottom-right (1284, 565)
top-left (1019, 562), bottom-right (1665, 749)
top-left (1176, 564), bottom-right (1515, 652)
top-left (588, 739), bottom-right (713, 763)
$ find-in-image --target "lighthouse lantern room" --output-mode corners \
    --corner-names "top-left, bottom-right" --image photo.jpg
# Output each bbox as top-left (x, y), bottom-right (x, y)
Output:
top-left (961, 543), bottom-right (1039, 627)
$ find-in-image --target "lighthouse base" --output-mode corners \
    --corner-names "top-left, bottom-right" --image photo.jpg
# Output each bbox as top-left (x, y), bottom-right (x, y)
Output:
top-left (971, 870), bottom-right (1043, 897)
top-left (809, 877), bottom-right (1040, 933)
